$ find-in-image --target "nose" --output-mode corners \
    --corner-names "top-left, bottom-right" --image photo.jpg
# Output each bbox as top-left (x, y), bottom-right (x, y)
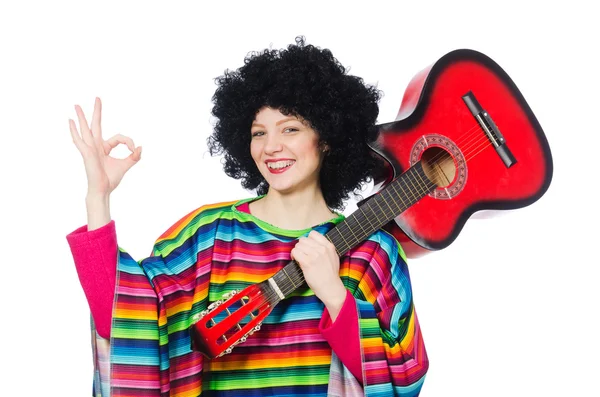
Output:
top-left (263, 132), bottom-right (283, 155)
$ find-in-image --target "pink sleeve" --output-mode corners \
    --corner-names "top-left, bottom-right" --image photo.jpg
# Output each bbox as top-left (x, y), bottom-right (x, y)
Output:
top-left (66, 220), bottom-right (117, 339)
top-left (319, 289), bottom-right (363, 384)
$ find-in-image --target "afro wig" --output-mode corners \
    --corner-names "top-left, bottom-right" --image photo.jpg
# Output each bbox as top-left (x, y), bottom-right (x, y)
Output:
top-left (207, 36), bottom-right (383, 210)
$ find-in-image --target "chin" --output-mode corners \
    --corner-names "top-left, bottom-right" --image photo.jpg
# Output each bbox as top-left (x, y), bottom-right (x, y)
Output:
top-left (267, 182), bottom-right (295, 194)
top-left (261, 172), bottom-right (294, 192)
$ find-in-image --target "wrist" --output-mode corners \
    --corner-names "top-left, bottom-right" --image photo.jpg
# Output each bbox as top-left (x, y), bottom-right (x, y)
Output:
top-left (322, 282), bottom-right (347, 322)
top-left (86, 191), bottom-right (110, 203)
top-left (85, 194), bottom-right (111, 231)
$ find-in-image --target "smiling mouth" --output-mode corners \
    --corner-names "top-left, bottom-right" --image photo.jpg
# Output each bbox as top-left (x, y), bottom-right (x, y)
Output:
top-left (266, 160), bottom-right (295, 172)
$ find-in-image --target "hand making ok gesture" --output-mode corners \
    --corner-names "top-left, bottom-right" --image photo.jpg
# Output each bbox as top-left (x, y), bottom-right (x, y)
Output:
top-left (69, 97), bottom-right (142, 198)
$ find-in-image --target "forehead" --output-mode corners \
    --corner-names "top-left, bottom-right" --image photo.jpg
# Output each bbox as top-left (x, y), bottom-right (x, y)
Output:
top-left (253, 107), bottom-right (304, 124)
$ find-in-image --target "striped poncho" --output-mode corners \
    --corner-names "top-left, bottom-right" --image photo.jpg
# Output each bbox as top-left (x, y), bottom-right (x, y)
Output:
top-left (92, 198), bottom-right (428, 396)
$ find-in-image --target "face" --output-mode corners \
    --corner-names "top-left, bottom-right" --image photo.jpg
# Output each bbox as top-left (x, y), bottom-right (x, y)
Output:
top-left (250, 107), bottom-right (324, 195)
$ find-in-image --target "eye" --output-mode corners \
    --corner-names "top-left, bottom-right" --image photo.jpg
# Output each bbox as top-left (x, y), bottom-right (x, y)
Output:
top-left (251, 131), bottom-right (265, 137)
top-left (283, 127), bottom-right (299, 133)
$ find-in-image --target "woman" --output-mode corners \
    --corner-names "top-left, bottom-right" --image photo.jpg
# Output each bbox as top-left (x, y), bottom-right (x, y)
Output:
top-left (67, 37), bottom-right (429, 396)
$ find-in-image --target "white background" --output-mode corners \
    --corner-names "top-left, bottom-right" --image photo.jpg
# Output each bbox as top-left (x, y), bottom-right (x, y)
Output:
top-left (1, 1), bottom-right (598, 395)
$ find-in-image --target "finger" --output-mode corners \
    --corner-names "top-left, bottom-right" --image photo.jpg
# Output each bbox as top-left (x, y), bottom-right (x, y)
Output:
top-left (117, 146), bottom-right (142, 172)
top-left (294, 236), bottom-right (318, 252)
top-left (305, 232), bottom-right (339, 260)
top-left (91, 97), bottom-right (103, 139)
top-left (307, 230), bottom-right (331, 245)
top-left (132, 146), bottom-right (142, 161)
top-left (291, 248), bottom-right (320, 271)
top-left (69, 119), bottom-right (87, 152)
top-left (290, 247), bottom-right (306, 264)
top-left (296, 237), bottom-right (322, 252)
top-left (74, 104), bottom-right (93, 144)
top-left (291, 245), bottom-right (310, 259)
top-left (104, 134), bottom-right (136, 153)
top-left (301, 234), bottom-right (332, 252)
top-left (294, 241), bottom-right (324, 262)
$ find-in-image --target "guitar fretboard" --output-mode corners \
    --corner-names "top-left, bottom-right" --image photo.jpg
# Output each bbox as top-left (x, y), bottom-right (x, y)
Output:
top-left (270, 162), bottom-right (437, 298)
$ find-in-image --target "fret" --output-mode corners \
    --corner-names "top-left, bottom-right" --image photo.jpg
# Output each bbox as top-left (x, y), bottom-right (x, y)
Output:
top-left (347, 216), bottom-right (370, 252)
top-left (326, 227), bottom-right (342, 254)
top-left (389, 178), bottom-right (408, 209)
top-left (413, 165), bottom-right (427, 196)
top-left (381, 183), bottom-right (402, 213)
top-left (418, 166), bottom-right (435, 193)
top-left (282, 267), bottom-right (297, 289)
top-left (271, 261), bottom-right (304, 299)
top-left (353, 210), bottom-right (369, 236)
top-left (371, 196), bottom-right (387, 222)
top-left (395, 173), bottom-right (410, 206)
top-left (409, 168), bottom-right (425, 199)
top-left (325, 234), bottom-right (341, 256)
top-left (337, 221), bottom-right (354, 252)
top-left (401, 172), bottom-right (419, 205)
top-left (412, 164), bottom-right (428, 193)
top-left (414, 167), bottom-right (428, 193)
top-left (405, 171), bottom-right (420, 202)
top-left (393, 176), bottom-right (408, 209)
top-left (344, 217), bottom-right (361, 242)
top-left (365, 201), bottom-right (379, 230)
top-left (361, 206), bottom-right (376, 229)
top-left (381, 189), bottom-right (397, 218)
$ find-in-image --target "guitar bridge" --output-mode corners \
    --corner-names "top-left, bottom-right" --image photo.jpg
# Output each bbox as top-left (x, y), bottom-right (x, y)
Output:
top-left (462, 91), bottom-right (517, 168)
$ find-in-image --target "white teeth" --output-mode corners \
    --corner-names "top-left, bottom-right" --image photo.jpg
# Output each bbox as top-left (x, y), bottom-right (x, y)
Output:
top-left (267, 160), bottom-right (295, 170)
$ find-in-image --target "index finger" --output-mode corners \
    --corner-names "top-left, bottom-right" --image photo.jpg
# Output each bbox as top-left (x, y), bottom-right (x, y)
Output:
top-left (91, 97), bottom-right (103, 139)
top-left (74, 104), bottom-right (93, 144)
top-left (307, 230), bottom-right (331, 245)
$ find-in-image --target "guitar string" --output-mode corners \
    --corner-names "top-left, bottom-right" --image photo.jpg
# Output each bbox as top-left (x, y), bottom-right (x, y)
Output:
top-left (235, 167), bottom-right (437, 312)
top-left (210, 138), bottom-right (490, 338)
top-left (326, 136), bottom-right (497, 254)
top-left (231, 124), bottom-right (498, 316)
top-left (214, 158), bottom-right (451, 328)
top-left (391, 119), bottom-right (481, 171)
top-left (370, 126), bottom-right (488, 207)
top-left (400, 121), bottom-right (496, 195)
top-left (206, 119), bottom-right (501, 343)
top-left (408, 120), bottom-right (494, 177)
top-left (377, 111), bottom-right (501, 201)
top-left (275, 128), bottom-right (497, 294)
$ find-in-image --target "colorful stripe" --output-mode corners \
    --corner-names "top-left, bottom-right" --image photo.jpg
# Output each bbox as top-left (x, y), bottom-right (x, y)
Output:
top-left (93, 198), bottom-right (428, 396)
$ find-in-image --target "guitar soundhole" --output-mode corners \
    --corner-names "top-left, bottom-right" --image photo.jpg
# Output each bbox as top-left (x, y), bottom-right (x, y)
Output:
top-left (420, 147), bottom-right (456, 188)
top-left (410, 133), bottom-right (467, 200)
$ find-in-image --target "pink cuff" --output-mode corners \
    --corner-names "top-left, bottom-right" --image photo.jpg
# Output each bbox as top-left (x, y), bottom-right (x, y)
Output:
top-left (66, 220), bottom-right (117, 339)
top-left (319, 289), bottom-right (363, 384)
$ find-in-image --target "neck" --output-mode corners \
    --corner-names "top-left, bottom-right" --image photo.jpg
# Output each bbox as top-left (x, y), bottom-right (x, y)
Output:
top-left (250, 188), bottom-right (335, 230)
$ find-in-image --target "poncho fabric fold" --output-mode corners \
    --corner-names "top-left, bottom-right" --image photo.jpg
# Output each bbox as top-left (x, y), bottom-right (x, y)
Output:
top-left (91, 198), bottom-right (428, 396)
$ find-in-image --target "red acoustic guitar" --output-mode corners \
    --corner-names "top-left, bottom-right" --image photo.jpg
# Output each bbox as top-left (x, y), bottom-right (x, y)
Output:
top-left (189, 48), bottom-right (553, 359)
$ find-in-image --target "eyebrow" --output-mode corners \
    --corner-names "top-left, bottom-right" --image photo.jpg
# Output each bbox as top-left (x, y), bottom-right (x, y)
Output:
top-left (276, 118), bottom-right (298, 126)
top-left (251, 118), bottom-right (300, 128)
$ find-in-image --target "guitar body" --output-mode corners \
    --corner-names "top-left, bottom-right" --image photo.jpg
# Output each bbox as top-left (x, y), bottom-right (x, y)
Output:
top-left (368, 49), bottom-right (553, 258)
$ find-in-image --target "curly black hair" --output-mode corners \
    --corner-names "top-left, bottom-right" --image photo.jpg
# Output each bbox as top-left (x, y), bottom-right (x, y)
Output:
top-left (207, 36), bottom-right (383, 210)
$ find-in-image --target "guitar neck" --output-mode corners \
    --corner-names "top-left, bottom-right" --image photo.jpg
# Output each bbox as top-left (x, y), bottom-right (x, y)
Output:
top-left (271, 162), bottom-right (436, 297)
